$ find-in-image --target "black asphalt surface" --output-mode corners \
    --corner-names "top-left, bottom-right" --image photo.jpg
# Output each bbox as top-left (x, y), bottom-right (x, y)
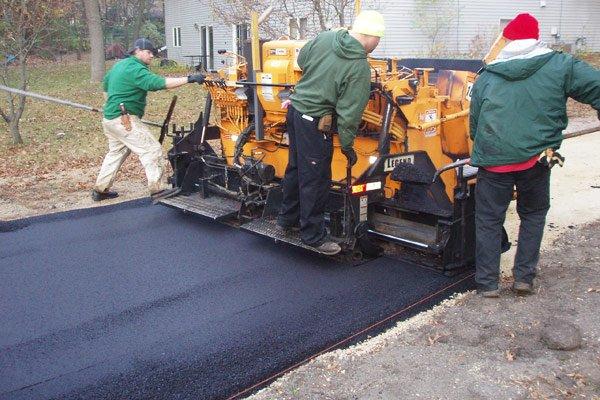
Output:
top-left (0, 200), bottom-right (473, 400)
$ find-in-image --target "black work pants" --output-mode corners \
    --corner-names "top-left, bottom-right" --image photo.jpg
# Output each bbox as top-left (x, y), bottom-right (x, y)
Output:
top-left (475, 164), bottom-right (550, 291)
top-left (278, 106), bottom-right (333, 246)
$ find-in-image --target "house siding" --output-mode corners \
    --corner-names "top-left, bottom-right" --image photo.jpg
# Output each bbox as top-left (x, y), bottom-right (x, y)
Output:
top-left (165, 0), bottom-right (600, 64)
top-left (164, 0), bottom-right (232, 67)
top-left (370, 0), bottom-right (600, 58)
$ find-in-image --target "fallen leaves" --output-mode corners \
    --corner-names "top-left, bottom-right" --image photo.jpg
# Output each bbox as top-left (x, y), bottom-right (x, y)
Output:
top-left (427, 332), bottom-right (448, 346)
top-left (505, 349), bottom-right (516, 362)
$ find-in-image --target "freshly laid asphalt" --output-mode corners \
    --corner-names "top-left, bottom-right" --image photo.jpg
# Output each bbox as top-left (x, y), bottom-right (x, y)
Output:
top-left (0, 200), bottom-right (472, 400)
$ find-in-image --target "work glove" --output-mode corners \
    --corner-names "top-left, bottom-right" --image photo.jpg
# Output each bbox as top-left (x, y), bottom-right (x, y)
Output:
top-left (538, 148), bottom-right (565, 169)
top-left (187, 74), bottom-right (206, 84)
top-left (342, 147), bottom-right (358, 166)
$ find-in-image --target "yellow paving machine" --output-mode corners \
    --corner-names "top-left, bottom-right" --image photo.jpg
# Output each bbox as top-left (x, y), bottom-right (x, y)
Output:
top-left (159, 17), bottom-right (480, 274)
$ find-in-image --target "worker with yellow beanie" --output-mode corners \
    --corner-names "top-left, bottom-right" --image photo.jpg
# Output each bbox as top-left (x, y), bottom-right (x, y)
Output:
top-left (277, 11), bottom-right (385, 255)
top-left (351, 10), bottom-right (385, 38)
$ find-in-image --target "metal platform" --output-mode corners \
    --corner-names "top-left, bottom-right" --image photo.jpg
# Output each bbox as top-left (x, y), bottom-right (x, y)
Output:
top-left (240, 217), bottom-right (323, 254)
top-left (369, 212), bottom-right (438, 250)
top-left (159, 192), bottom-right (241, 221)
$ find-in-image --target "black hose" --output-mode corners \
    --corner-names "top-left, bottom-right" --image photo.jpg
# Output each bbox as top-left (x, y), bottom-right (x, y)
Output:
top-left (233, 123), bottom-right (256, 163)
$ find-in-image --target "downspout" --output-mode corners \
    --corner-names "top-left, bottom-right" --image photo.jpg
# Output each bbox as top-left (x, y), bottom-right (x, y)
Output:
top-left (558, 0), bottom-right (564, 43)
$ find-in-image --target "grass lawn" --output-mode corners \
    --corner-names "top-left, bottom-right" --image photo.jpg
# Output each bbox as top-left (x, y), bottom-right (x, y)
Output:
top-left (0, 57), bottom-right (206, 179)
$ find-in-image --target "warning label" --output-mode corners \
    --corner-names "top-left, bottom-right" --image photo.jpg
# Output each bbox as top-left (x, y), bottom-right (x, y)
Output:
top-left (359, 196), bottom-right (368, 222)
top-left (260, 73), bottom-right (274, 102)
top-left (421, 109), bottom-right (437, 122)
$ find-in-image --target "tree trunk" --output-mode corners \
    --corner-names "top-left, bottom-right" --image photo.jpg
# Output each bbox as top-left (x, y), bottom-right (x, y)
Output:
top-left (83, 0), bottom-right (105, 82)
top-left (76, 3), bottom-right (85, 61)
top-left (9, 118), bottom-right (22, 145)
top-left (7, 46), bottom-right (29, 145)
top-left (311, 0), bottom-right (328, 31)
top-left (132, 0), bottom-right (148, 41)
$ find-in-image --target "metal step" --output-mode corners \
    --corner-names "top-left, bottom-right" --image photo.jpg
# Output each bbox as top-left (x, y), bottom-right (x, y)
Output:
top-left (159, 192), bottom-right (241, 221)
top-left (240, 217), bottom-right (324, 254)
top-left (369, 212), bottom-right (440, 251)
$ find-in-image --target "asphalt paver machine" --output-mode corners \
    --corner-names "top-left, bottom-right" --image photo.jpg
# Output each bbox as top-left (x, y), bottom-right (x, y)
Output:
top-left (159, 20), bottom-right (479, 274)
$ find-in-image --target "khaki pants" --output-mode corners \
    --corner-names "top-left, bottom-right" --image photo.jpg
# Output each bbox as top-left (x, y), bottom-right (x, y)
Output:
top-left (94, 115), bottom-right (164, 194)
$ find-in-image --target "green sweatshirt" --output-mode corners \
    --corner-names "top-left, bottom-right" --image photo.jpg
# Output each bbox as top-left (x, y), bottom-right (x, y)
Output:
top-left (103, 56), bottom-right (166, 119)
top-left (470, 51), bottom-right (600, 167)
top-left (291, 29), bottom-right (371, 150)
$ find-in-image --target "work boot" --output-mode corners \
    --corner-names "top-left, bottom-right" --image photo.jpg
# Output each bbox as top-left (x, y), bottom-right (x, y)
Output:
top-left (478, 288), bottom-right (500, 298)
top-left (512, 281), bottom-right (534, 296)
top-left (276, 222), bottom-right (301, 235)
top-left (91, 189), bottom-right (119, 202)
top-left (312, 241), bottom-right (341, 256)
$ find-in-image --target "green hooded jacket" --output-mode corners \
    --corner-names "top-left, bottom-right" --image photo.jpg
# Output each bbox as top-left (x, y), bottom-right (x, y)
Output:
top-left (291, 29), bottom-right (371, 150)
top-left (103, 56), bottom-right (166, 120)
top-left (469, 51), bottom-right (600, 167)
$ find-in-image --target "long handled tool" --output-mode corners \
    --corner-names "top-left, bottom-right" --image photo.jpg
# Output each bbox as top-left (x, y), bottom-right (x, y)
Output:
top-left (0, 84), bottom-right (163, 127)
top-left (432, 125), bottom-right (600, 182)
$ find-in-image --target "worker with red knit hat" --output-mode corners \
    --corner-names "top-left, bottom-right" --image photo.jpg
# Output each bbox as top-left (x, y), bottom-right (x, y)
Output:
top-left (470, 13), bottom-right (600, 297)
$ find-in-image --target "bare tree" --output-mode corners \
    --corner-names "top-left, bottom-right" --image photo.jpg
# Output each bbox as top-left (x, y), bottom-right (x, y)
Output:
top-left (308, 0), bottom-right (327, 31)
top-left (323, 0), bottom-right (352, 27)
top-left (132, 0), bottom-right (150, 41)
top-left (83, 0), bottom-right (105, 82)
top-left (413, 0), bottom-right (457, 57)
top-left (208, 0), bottom-right (287, 38)
top-left (0, 0), bottom-right (73, 144)
top-left (208, 0), bottom-right (358, 41)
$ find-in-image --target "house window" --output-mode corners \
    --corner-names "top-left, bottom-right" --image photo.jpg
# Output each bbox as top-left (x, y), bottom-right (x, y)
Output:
top-left (200, 25), bottom-right (214, 70)
top-left (299, 17), bottom-right (307, 39)
top-left (200, 26), bottom-right (206, 68)
top-left (289, 18), bottom-right (308, 40)
top-left (208, 26), bottom-right (214, 70)
top-left (173, 27), bottom-right (182, 47)
top-left (289, 18), bottom-right (299, 39)
top-left (236, 23), bottom-right (249, 55)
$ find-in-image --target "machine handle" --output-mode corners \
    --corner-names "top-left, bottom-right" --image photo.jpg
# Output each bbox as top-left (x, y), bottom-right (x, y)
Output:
top-left (159, 95), bottom-right (178, 144)
top-left (432, 158), bottom-right (471, 183)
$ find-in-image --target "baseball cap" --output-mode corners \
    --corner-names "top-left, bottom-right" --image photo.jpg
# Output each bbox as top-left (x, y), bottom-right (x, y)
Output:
top-left (129, 38), bottom-right (157, 55)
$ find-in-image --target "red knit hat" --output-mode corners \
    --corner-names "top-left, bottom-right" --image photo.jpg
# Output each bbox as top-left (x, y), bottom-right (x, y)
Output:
top-left (503, 13), bottom-right (539, 40)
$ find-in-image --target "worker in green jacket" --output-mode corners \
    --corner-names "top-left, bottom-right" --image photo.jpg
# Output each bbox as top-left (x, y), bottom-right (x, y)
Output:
top-left (92, 38), bottom-right (205, 201)
top-left (277, 11), bottom-right (385, 255)
top-left (469, 13), bottom-right (600, 297)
